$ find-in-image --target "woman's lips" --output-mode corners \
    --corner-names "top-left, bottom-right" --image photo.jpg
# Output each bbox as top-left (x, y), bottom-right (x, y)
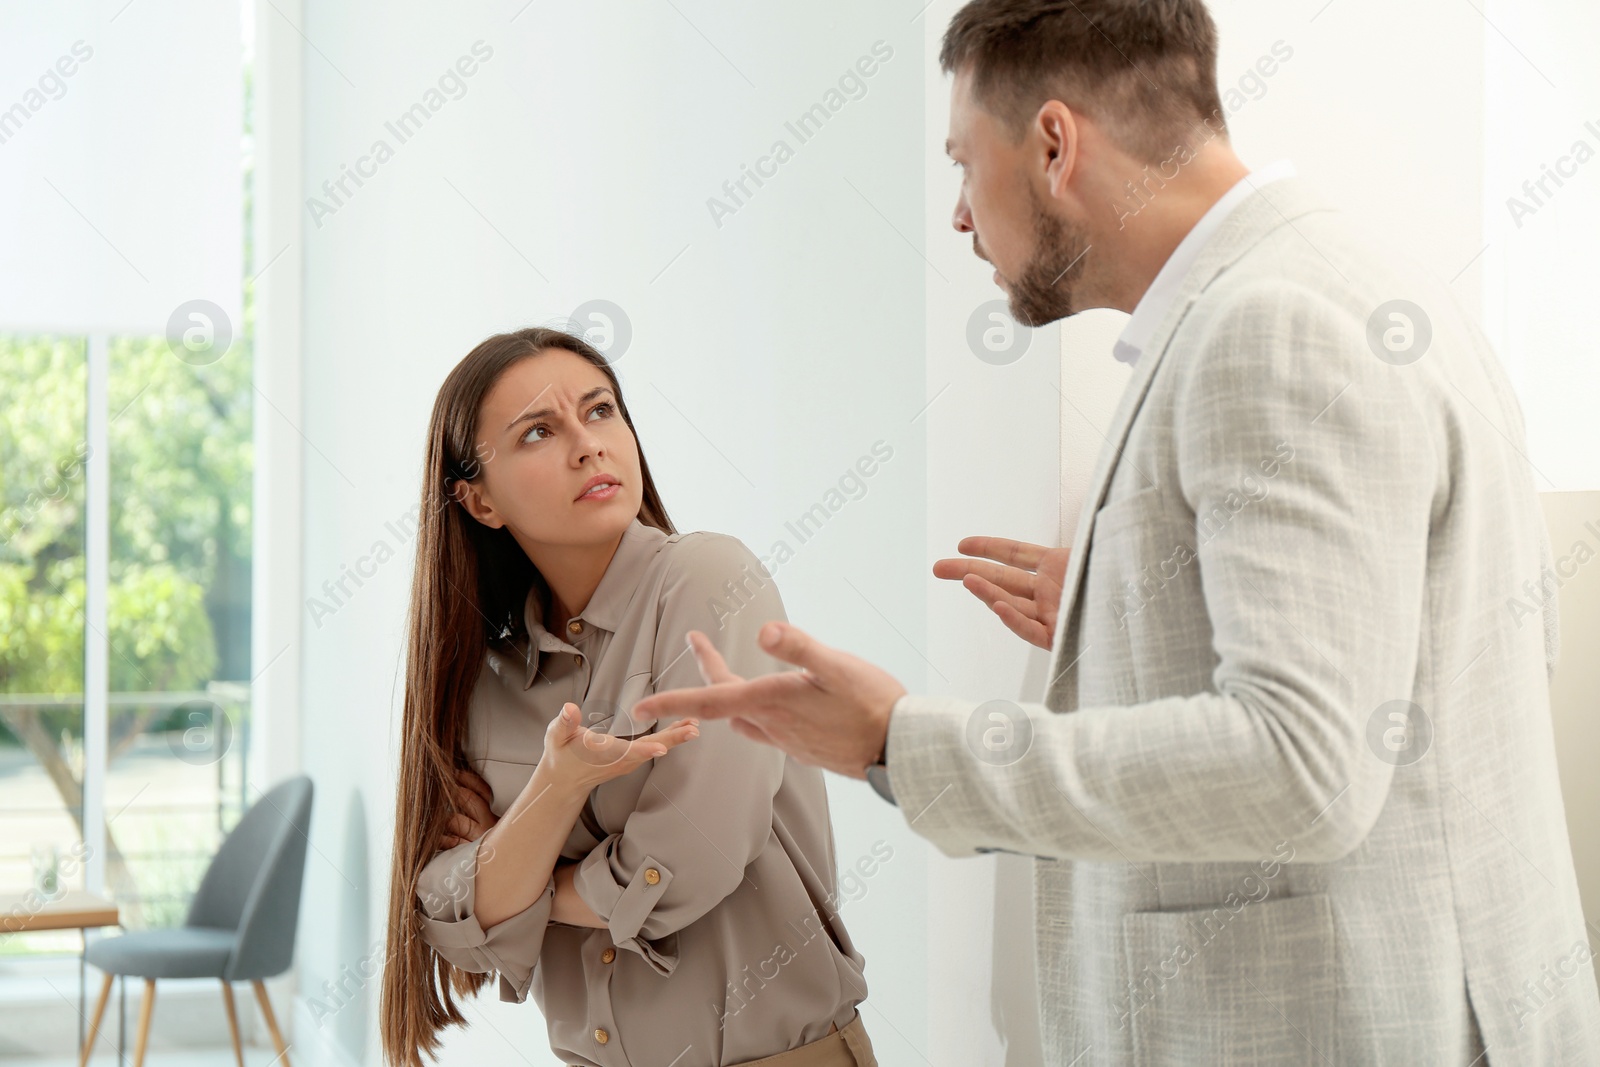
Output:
top-left (577, 483), bottom-right (620, 502)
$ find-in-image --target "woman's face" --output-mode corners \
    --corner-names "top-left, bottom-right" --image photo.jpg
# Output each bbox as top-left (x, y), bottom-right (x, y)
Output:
top-left (455, 347), bottom-right (644, 551)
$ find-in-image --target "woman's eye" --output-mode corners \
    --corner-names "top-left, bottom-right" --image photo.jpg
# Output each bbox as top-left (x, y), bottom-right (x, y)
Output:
top-left (522, 403), bottom-right (613, 443)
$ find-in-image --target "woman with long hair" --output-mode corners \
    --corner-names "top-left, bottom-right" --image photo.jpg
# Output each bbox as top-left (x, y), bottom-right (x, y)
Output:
top-left (379, 327), bottom-right (878, 1067)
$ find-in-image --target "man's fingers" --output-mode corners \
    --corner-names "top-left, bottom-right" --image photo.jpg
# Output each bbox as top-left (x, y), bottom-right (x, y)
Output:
top-left (993, 600), bottom-right (1050, 650)
top-left (966, 572), bottom-right (1044, 622)
top-left (931, 558), bottom-right (1042, 618)
top-left (752, 621), bottom-right (840, 679)
top-left (684, 630), bottom-right (742, 685)
top-left (632, 672), bottom-right (793, 722)
top-left (729, 716), bottom-right (779, 747)
top-left (954, 535), bottom-right (1050, 571)
top-left (928, 556), bottom-right (1011, 588)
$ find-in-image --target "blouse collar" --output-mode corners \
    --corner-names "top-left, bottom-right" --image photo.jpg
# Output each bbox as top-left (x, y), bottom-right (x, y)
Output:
top-left (518, 516), bottom-right (669, 688)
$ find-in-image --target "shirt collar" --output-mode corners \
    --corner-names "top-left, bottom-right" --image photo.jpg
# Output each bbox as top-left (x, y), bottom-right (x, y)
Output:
top-left (1111, 159), bottom-right (1298, 367)
top-left (519, 516), bottom-right (669, 687)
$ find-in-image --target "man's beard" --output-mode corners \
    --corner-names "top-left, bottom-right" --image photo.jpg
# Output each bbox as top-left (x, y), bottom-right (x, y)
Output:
top-left (999, 183), bottom-right (1092, 328)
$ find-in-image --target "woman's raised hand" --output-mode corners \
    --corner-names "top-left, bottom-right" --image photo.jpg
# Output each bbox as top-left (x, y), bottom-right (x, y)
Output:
top-left (537, 701), bottom-right (699, 798)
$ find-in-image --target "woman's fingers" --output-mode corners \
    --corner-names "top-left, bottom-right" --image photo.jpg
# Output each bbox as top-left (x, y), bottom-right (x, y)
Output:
top-left (541, 705), bottom-right (703, 792)
top-left (446, 811), bottom-right (484, 842)
top-left (455, 766), bottom-right (495, 809)
top-left (452, 777), bottom-right (496, 828)
top-left (624, 718), bottom-right (699, 762)
top-left (596, 718), bottom-right (699, 764)
top-left (546, 701), bottom-right (582, 746)
top-left (655, 717), bottom-right (700, 753)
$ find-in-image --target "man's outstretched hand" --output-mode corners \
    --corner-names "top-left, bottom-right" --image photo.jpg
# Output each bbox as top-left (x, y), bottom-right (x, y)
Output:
top-left (629, 622), bottom-right (906, 780)
top-left (932, 535), bottom-right (1070, 652)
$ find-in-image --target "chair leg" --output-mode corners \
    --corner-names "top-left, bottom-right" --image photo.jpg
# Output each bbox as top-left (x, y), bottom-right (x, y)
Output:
top-left (252, 979), bottom-right (292, 1066)
top-left (132, 977), bottom-right (156, 1067)
top-left (78, 972), bottom-right (114, 1067)
top-left (220, 980), bottom-right (246, 1067)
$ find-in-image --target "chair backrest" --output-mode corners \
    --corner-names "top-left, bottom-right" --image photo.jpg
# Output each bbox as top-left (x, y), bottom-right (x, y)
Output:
top-left (185, 774), bottom-right (315, 981)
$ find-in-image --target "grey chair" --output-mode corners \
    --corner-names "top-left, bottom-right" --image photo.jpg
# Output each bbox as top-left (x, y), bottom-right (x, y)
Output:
top-left (79, 775), bottom-right (314, 1067)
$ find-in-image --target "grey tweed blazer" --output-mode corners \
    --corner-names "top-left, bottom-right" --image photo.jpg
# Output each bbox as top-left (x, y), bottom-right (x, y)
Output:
top-left (885, 175), bottom-right (1600, 1065)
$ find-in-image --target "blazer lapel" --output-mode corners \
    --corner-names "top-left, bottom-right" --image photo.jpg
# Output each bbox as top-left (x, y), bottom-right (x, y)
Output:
top-left (1044, 176), bottom-right (1338, 705)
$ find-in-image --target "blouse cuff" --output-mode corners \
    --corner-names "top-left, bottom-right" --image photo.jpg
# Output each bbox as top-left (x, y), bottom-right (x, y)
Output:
top-left (573, 835), bottom-right (681, 976)
top-left (414, 836), bottom-right (557, 1003)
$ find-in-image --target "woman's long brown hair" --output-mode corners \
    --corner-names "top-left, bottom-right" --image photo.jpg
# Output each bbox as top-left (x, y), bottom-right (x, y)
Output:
top-left (380, 327), bottom-right (674, 1065)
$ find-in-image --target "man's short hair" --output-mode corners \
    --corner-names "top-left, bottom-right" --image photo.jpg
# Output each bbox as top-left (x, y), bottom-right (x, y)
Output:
top-left (940, 0), bottom-right (1227, 164)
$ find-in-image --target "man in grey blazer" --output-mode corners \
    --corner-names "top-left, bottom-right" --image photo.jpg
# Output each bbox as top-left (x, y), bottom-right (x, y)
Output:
top-left (633, 0), bottom-right (1600, 1062)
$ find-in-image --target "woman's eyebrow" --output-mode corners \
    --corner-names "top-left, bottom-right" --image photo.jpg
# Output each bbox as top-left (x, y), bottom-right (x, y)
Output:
top-left (504, 386), bottom-right (615, 432)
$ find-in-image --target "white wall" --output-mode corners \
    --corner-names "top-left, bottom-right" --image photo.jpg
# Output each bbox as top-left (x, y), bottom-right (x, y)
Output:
top-left (1483, 0), bottom-right (1600, 491)
top-left (1541, 492), bottom-right (1600, 973)
top-left (291, 2), bottom-right (927, 1064)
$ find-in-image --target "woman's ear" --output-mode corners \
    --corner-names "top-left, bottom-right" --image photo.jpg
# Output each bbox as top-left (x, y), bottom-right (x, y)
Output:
top-left (451, 478), bottom-right (504, 529)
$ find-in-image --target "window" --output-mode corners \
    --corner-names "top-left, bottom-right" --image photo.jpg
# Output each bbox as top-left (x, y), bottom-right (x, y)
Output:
top-left (0, 324), bottom-right (254, 953)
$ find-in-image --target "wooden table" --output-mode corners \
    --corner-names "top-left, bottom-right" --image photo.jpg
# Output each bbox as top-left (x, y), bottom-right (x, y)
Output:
top-left (1, 889), bottom-right (125, 1064)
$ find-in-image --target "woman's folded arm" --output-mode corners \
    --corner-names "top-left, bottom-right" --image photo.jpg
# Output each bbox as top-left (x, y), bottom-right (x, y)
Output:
top-left (572, 533), bottom-right (791, 975)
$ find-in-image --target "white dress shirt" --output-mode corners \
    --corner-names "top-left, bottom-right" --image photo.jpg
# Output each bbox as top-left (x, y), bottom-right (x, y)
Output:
top-left (1111, 159), bottom-right (1297, 366)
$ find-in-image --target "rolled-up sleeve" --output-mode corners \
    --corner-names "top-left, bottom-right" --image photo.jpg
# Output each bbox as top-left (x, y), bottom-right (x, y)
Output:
top-left (414, 835), bottom-right (556, 1003)
top-left (573, 533), bottom-right (789, 976)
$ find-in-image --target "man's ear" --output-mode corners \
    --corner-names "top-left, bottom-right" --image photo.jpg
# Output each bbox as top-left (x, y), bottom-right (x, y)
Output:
top-left (1036, 99), bottom-right (1079, 201)
top-left (451, 478), bottom-right (504, 529)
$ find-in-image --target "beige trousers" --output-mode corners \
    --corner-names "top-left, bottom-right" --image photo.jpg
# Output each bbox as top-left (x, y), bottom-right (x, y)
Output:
top-left (727, 1011), bottom-right (877, 1067)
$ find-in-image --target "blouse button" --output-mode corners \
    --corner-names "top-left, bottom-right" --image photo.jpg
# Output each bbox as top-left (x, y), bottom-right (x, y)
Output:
top-left (594, 1027), bottom-right (609, 1044)
top-left (573, 653), bottom-right (583, 667)
top-left (601, 947), bottom-right (616, 964)
top-left (568, 620), bottom-right (583, 634)
top-left (644, 867), bottom-right (660, 885)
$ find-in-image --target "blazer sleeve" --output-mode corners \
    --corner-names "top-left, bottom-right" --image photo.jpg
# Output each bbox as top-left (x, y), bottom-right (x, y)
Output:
top-left (414, 834), bottom-right (558, 1004)
top-left (572, 533), bottom-right (790, 976)
top-left (886, 278), bottom-right (1440, 867)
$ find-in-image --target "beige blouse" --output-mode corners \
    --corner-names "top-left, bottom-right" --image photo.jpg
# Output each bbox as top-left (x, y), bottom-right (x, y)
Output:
top-left (413, 517), bottom-right (870, 1066)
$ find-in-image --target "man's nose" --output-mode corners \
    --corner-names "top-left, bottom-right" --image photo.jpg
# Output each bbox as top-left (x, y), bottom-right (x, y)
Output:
top-left (952, 190), bottom-right (973, 233)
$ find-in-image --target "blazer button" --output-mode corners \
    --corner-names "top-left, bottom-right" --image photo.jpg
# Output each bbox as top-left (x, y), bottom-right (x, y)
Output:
top-left (644, 867), bottom-right (660, 885)
top-left (568, 620), bottom-right (583, 634)
top-left (601, 947), bottom-right (616, 963)
top-left (594, 1027), bottom-right (609, 1044)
